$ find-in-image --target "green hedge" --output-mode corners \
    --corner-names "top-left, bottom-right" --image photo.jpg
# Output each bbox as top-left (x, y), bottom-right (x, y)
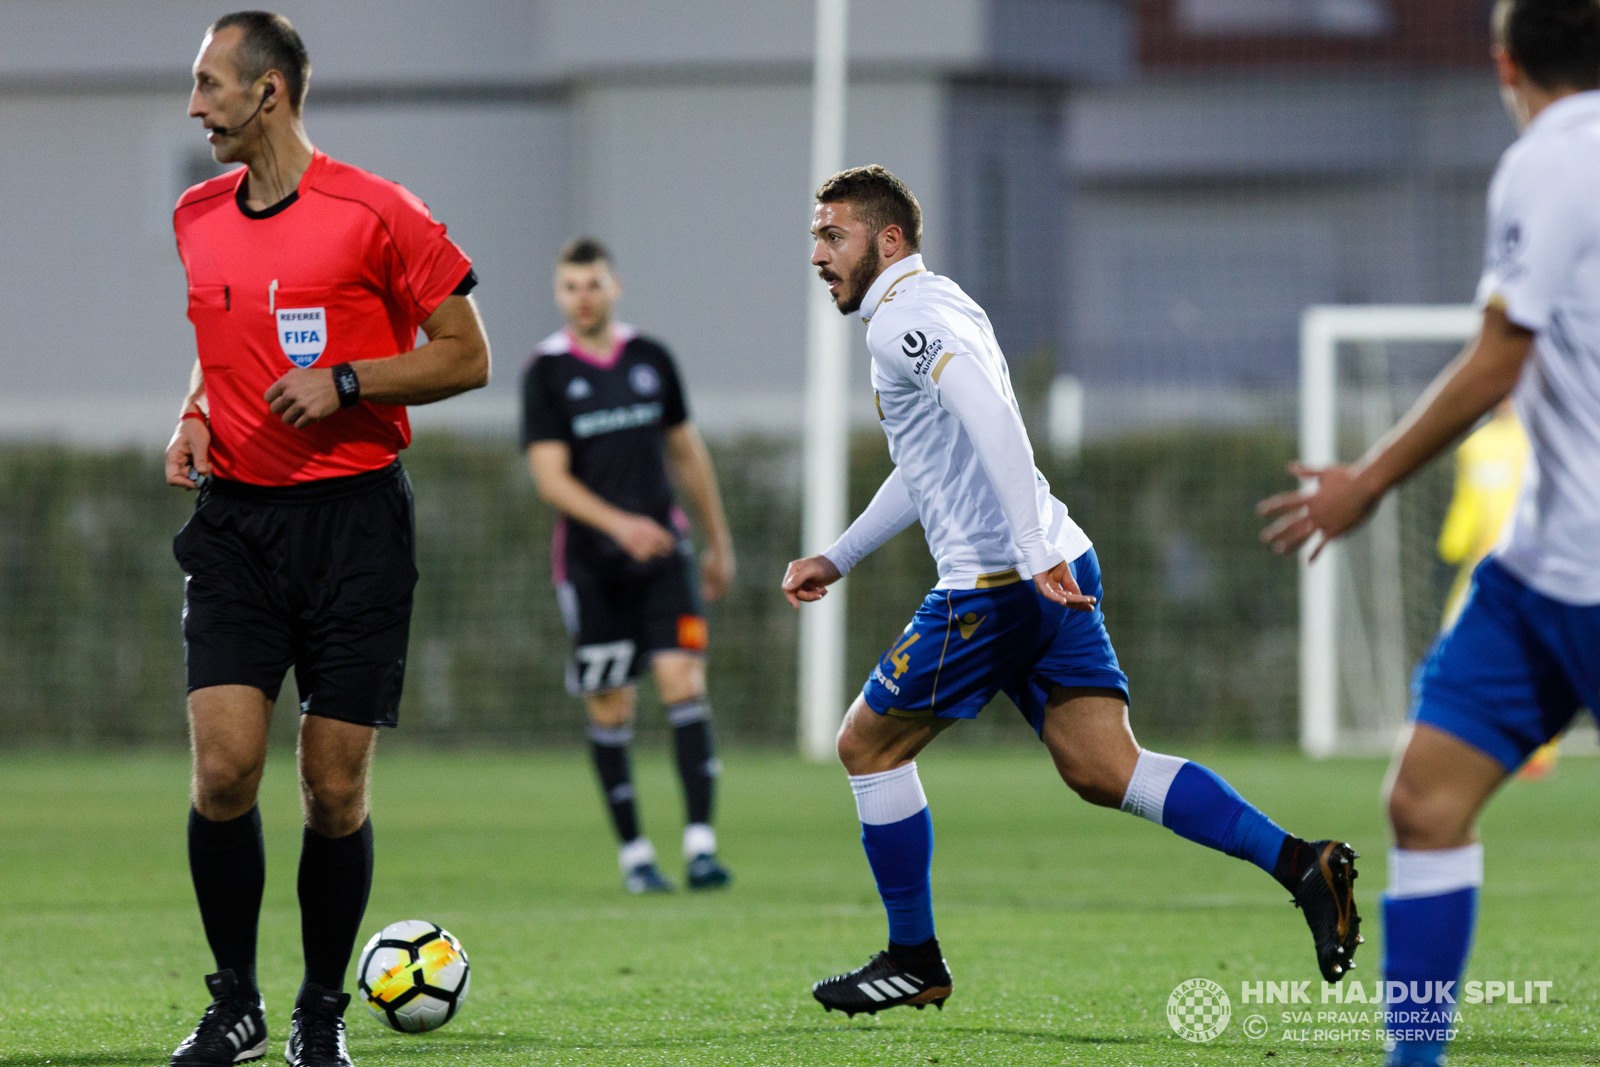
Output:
top-left (0, 428), bottom-right (1305, 748)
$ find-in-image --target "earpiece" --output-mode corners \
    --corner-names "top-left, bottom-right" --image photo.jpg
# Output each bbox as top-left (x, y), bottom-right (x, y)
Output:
top-left (212, 84), bottom-right (273, 137)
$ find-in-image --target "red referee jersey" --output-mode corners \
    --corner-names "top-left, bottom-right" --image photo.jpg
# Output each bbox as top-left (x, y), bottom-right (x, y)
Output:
top-left (174, 150), bottom-right (472, 485)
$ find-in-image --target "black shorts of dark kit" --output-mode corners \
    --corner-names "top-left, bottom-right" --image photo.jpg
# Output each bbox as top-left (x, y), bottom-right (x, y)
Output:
top-left (557, 545), bottom-right (705, 695)
top-left (175, 461), bottom-right (418, 728)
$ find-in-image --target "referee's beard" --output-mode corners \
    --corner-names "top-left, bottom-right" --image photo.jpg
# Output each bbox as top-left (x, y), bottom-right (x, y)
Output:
top-left (828, 243), bottom-right (882, 316)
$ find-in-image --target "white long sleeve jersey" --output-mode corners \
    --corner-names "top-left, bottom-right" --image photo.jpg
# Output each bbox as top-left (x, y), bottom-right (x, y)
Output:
top-left (823, 254), bottom-right (1091, 588)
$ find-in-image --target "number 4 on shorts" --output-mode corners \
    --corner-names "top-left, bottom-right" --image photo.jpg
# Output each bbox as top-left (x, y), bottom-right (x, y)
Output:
top-left (888, 632), bottom-right (920, 679)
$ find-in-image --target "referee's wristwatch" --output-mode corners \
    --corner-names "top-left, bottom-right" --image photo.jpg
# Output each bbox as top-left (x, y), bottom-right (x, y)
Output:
top-left (331, 362), bottom-right (361, 408)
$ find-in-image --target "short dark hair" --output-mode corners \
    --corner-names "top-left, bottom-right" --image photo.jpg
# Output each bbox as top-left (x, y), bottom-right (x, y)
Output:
top-left (816, 165), bottom-right (923, 252)
top-left (1494, 0), bottom-right (1600, 92)
top-left (557, 237), bottom-right (613, 268)
top-left (210, 11), bottom-right (311, 111)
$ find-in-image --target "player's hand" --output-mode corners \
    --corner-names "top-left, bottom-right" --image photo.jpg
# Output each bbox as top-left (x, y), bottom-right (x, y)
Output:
top-left (782, 554), bottom-right (842, 608)
top-left (1256, 462), bottom-right (1380, 561)
top-left (165, 416), bottom-right (211, 489)
top-left (264, 367), bottom-right (341, 429)
top-left (612, 513), bottom-right (678, 563)
top-left (701, 542), bottom-right (736, 602)
top-left (1034, 560), bottom-right (1097, 612)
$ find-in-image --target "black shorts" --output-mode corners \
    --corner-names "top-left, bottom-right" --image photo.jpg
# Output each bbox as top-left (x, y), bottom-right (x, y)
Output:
top-left (556, 537), bottom-right (706, 695)
top-left (174, 461), bottom-right (418, 728)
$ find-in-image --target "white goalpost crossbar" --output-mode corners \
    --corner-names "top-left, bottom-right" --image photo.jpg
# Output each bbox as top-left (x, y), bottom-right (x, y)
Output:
top-left (1298, 304), bottom-right (1480, 758)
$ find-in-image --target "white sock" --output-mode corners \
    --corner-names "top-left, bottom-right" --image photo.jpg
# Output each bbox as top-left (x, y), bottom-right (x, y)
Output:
top-left (849, 762), bottom-right (928, 825)
top-left (683, 822), bottom-right (717, 859)
top-left (1120, 750), bottom-right (1187, 824)
top-left (1388, 844), bottom-right (1483, 898)
top-left (618, 836), bottom-right (656, 873)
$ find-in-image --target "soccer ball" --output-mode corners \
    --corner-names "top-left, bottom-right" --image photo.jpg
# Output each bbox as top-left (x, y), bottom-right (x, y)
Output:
top-left (357, 920), bottom-right (470, 1032)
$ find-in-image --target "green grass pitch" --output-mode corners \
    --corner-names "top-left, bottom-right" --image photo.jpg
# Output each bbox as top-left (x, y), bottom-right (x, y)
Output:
top-left (1, 746), bottom-right (1595, 1065)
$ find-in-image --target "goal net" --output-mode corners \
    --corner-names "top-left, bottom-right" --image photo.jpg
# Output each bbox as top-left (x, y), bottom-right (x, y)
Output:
top-left (1299, 305), bottom-right (1480, 757)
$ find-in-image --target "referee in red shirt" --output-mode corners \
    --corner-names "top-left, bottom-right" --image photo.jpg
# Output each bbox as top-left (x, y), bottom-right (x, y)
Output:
top-left (163, 14), bottom-right (489, 1067)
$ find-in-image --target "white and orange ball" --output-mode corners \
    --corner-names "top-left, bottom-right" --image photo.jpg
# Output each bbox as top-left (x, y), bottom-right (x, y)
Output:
top-left (357, 920), bottom-right (470, 1033)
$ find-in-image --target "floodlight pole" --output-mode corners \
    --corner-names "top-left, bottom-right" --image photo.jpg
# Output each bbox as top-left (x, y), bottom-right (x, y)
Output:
top-left (799, 0), bottom-right (850, 762)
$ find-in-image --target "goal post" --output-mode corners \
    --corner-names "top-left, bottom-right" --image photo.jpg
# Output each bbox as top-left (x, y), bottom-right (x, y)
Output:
top-left (1299, 304), bottom-right (1481, 758)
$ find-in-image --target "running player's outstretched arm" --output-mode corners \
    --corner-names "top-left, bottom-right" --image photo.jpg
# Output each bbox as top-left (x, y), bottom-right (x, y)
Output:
top-left (1257, 308), bottom-right (1533, 560)
top-left (1261, 140), bottom-right (1578, 560)
top-left (165, 359), bottom-right (210, 489)
top-left (934, 353), bottom-right (1096, 610)
top-left (781, 468), bottom-right (918, 608)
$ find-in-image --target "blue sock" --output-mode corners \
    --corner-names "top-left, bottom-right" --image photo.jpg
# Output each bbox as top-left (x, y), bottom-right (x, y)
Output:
top-left (851, 763), bottom-right (935, 946)
top-left (1121, 751), bottom-right (1288, 875)
top-left (1384, 846), bottom-right (1481, 1067)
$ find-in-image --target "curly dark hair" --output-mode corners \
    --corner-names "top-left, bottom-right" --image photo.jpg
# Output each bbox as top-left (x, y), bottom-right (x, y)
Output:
top-left (1494, 0), bottom-right (1600, 91)
top-left (816, 165), bottom-right (923, 252)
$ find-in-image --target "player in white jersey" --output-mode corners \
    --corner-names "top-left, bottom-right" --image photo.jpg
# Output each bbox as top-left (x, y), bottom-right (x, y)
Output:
top-left (784, 166), bottom-right (1362, 1018)
top-left (1257, 4), bottom-right (1600, 1063)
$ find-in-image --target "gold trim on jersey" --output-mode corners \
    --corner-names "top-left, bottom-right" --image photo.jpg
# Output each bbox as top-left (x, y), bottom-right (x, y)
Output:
top-left (973, 568), bottom-right (1022, 589)
top-left (930, 350), bottom-right (956, 383)
top-left (868, 268), bottom-right (929, 321)
top-left (875, 391), bottom-right (885, 420)
top-left (928, 592), bottom-right (956, 710)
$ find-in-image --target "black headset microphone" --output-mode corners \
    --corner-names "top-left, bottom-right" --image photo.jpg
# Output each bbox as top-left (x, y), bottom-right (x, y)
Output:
top-left (211, 84), bottom-right (273, 137)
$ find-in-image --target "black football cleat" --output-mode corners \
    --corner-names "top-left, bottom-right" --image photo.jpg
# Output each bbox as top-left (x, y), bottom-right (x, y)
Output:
top-left (813, 951), bottom-right (953, 1017)
top-left (170, 969), bottom-right (268, 1066)
top-left (1294, 840), bottom-right (1363, 982)
top-left (284, 984), bottom-right (352, 1067)
top-left (624, 861), bottom-right (674, 894)
top-left (685, 853), bottom-right (733, 890)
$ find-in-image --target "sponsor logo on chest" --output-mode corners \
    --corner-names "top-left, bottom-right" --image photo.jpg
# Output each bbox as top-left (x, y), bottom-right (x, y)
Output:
top-left (572, 402), bottom-right (663, 439)
top-left (276, 307), bottom-right (327, 368)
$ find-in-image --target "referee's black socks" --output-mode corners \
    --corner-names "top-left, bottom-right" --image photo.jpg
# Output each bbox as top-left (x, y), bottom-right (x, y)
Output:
top-left (668, 699), bottom-right (719, 831)
top-left (188, 805), bottom-right (266, 993)
top-left (298, 817), bottom-right (373, 994)
top-left (587, 722), bottom-right (641, 844)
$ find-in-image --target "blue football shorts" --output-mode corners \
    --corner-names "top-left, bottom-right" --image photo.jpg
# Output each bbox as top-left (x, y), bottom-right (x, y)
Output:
top-left (860, 547), bottom-right (1130, 735)
top-left (1412, 557), bottom-right (1600, 773)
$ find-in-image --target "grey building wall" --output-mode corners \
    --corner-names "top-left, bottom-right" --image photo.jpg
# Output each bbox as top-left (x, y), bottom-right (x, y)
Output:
top-left (945, 82), bottom-right (1066, 370)
top-left (570, 72), bottom-right (952, 431)
top-left (0, 0), bottom-right (1124, 82)
top-left (0, 0), bottom-right (1130, 443)
top-left (0, 91), bottom-right (572, 439)
top-left (1060, 74), bottom-right (1514, 398)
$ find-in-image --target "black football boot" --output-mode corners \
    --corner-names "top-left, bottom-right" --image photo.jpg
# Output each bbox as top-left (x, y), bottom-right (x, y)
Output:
top-left (813, 950), bottom-right (953, 1017)
top-left (170, 969), bottom-right (267, 1066)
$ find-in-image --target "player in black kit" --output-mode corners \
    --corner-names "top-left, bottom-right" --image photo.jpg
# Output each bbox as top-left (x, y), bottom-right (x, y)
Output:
top-left (523, 238), bottom-right (735, 893)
